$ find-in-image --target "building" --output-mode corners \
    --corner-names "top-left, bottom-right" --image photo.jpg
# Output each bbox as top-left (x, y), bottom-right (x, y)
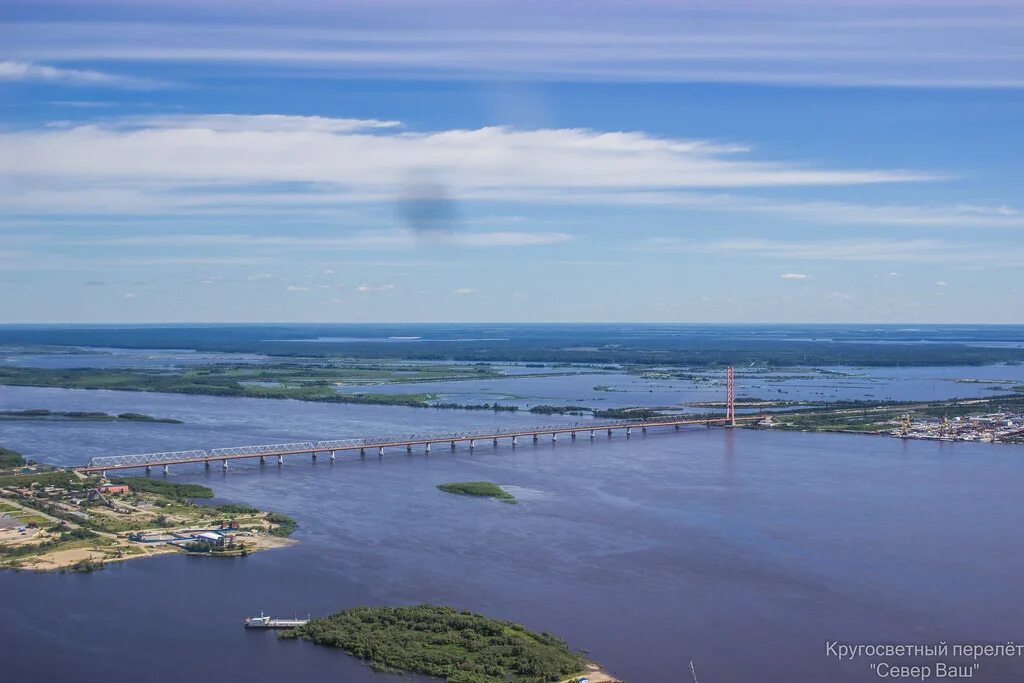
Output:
top-left (97, 484), bottom-right (129, 495)
top-left (195, 532), bottom-right (226, 548)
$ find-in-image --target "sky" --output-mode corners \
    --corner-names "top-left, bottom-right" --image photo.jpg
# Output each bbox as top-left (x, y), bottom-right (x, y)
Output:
top-left (1, 0), bottom-right (1022, 324)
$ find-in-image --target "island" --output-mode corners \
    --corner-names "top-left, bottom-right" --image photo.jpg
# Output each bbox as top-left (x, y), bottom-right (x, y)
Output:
top-left (281, 604), bottom-right (618, 683)
top-left (0, 467), bottom-right (297, 572)
top-left (0, 409), bottom-right (183, 424)
top-left (438, 481), bottom-right (517, 504)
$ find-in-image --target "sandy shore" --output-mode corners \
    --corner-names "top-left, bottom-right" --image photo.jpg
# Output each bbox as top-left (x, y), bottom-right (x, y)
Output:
top-left (560, 663), bottom-right (622, 682)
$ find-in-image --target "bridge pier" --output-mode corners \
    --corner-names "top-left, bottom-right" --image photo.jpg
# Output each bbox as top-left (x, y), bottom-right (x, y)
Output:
top-left (590, 430), bottom-right (595, 439)
top-left (378, 446), bottom-right (384, 457)
top-left (222, 459), bottom-right (229, 470)
top-left (492, 438), bottom-right (498, 447)
top-left (260, 455), bottom-right (266, 465)
top-left (330, 451), bottom-right (336, 462)
top-left (451, 441), bottom-right (456, 451)
top-left (511, 436), bottom-right (517, 447)
top-left (277, 455), bottom-right (283, 466)
top-left (626, 427), bottom-right (632, 437)
top-left (145, 466), bottom-right (151, 475)
top-left (571, 431), bottom-right (576, 440)
top-left (101, 470), bottom-right (108, 478)
top-left (675, 424), bottom-right (680, 431)
top-left (311, 452), bottom-right (317, 462)
top-left (162, 465), bottom-right (169, 476)
top-left (425, 442), bottom-right (431, 453)
top-left (642, 426), bottom-right (647, 434)
top-left (552, 433), bottom-right (558, 442)
top-left (360, 448), bottom-right (365, 457)
top-left (533, 434), bottom-right (538, 443)
top-left (607, 429), bottom-right (612, 437)
top-left (205, 460), bottom-right (211, 470)
top-left (469, 439), bottom-right (475, 450)
top-left (406, 445), bottom-right (412, 454)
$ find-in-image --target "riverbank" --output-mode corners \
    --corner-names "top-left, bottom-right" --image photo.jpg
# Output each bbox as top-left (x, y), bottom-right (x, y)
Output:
top-left (0, 475), bottom-right (298, 572)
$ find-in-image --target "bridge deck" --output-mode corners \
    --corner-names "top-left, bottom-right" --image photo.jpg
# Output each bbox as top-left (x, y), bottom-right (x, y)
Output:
top-left (76, 415), bottom-right (764, 473)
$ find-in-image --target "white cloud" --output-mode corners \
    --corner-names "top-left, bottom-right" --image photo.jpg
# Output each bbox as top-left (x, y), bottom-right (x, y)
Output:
top-left (647, 238), bottom-right (1024, 265)
top-left (123, 292), bottom-right (136, 299)
top-left (0, 60), bottom-right (168, 88)
top-left (5, 3), bottom-right (1021, 88)
top-left (936, 281), bottom-right (948, 287)
top-left (247, 273), bottom-right (273, 281)
top-left (0, 115), bottom-right (930, 214)
top-left (75, 230), bottom-right (572, 250)
top-left (356, 283), bottom-right (396, 292)
top-left (780, 273), bottom-right (811, 280)
top-left (286, 285), bottom-right (311, 291)
top-left (452, 288), bottom-right (476, 295)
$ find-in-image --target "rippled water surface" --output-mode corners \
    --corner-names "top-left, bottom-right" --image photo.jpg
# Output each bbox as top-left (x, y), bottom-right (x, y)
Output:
top-left (1, 386), bottom-right (1023, 682)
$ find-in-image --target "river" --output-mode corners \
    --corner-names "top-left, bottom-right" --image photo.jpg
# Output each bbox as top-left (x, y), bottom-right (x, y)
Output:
top-left (1, 385), bottom-right (1023, 682)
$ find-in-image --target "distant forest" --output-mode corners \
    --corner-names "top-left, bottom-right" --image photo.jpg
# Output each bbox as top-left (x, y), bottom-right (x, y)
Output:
top-left (2, 323), bottom-right (1023, 367)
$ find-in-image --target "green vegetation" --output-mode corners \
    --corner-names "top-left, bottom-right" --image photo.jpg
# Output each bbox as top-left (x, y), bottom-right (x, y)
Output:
top-left (283, 604), bottom-right (587, 683)
top-left (0, 364), bottom-right (491, 409)
top-left (0, 447), bottom-right (26, 469)
top-left (114, 477), bottom-right (214, 501)
top-left (438, 482), bottom-right (516, 504)
top-left (0, 470), bottom-right (81, 488)
top-left (216, 503), bottom-right (260, 515)
top-left (266, 511), bottom-right (298, 537)
top-left (768, 393), bottom-right (1024, 433)
top-left (592, 407), bottom-right (663, 419)
top-left (0, 409), bottom-right (181, 423)
top-left (528, 405), bottom-right (588, 415)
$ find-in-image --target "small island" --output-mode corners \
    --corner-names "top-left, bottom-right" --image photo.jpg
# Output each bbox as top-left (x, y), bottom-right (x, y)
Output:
top-left (438, 481), bottom-right (517, 504)
top-left (0, 409), bottom-right (182, 424)
top-left (282, 604), bottom-right (617, 682)
top-left (0, 463), bottom-right (296, 572)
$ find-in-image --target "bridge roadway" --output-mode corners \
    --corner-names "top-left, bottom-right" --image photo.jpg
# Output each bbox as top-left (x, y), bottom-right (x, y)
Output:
top-left (76, 415), bottom-right (765, 475)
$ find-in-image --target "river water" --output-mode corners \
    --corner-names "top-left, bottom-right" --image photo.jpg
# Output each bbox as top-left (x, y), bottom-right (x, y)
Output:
top-left (1, 385), bottom-right (1023, 682)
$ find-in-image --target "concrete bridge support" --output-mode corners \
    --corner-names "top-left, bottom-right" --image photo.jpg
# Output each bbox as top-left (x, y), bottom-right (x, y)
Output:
top-left (162, 465), bottom-right (169, 476)
top-left (590, 430), bottom-right (595, 439)
top-left (260, 455), bottom-right (266, 465)
top-left (378, 447), bottom-right (384, 457)
top-left (533, 434), bottom-right (539, 443)
top-left (311, 452), bottom-right (317, 462)
top-left (406, 445), bottom-right (412, 454)
top-left (469, 439), bottom-right (475, 450)
top-left (277, 455), bottom-right (284, 466)
top-left (571, 431), bottom-right (576, 440)
top-left (205, 460), bottom-right (211, 470)
top-left (607, 429), bottom-right (613, 437)
top-left (222, 459), bottom-right (229, 470)
top-left (552, 433), bottom-right (558, 442)
top-left (330, 451), bottom-right (336, 462)
top-left (626, 427), bottom-right (632, 437)
top-left (493, 438), bottom-right (498, 447)
top-left (146, 466), bottom-right (151, 474)
top-left (425, 442), bottom-right (431, 453)
top-left (360, 448), bottom-right (365, 457)
top-left (451, 441), bottom-right (456, 450)
top-left (511, 436), bottom-right (517, 447)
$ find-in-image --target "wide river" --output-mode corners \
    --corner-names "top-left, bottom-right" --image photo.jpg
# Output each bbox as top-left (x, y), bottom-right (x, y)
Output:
top-left (1, 385), bottom-right (1023, 682)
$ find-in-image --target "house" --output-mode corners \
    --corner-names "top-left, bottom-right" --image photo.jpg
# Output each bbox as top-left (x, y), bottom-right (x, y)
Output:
top-left (98, 484), bottom-right (129, 495)
top-left (195, 532), bottom-right (226, 548)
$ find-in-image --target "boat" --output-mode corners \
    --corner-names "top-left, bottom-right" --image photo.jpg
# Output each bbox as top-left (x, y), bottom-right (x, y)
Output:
top-left (244, 612), bottom-right (309, 629)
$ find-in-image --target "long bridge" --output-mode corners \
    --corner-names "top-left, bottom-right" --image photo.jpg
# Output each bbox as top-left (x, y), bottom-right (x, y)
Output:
top-left (75, 414), bottom-right (764, 476)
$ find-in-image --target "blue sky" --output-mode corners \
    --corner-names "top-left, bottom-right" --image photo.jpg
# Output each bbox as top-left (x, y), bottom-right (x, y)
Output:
top-left (1, 0), bottom-right (1021, 323)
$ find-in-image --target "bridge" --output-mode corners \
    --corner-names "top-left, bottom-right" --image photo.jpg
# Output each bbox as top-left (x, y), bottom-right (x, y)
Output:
top-left (75, 366), bottom-right (754, 475)
top-left (76, 415), bottom-right (764, 475)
